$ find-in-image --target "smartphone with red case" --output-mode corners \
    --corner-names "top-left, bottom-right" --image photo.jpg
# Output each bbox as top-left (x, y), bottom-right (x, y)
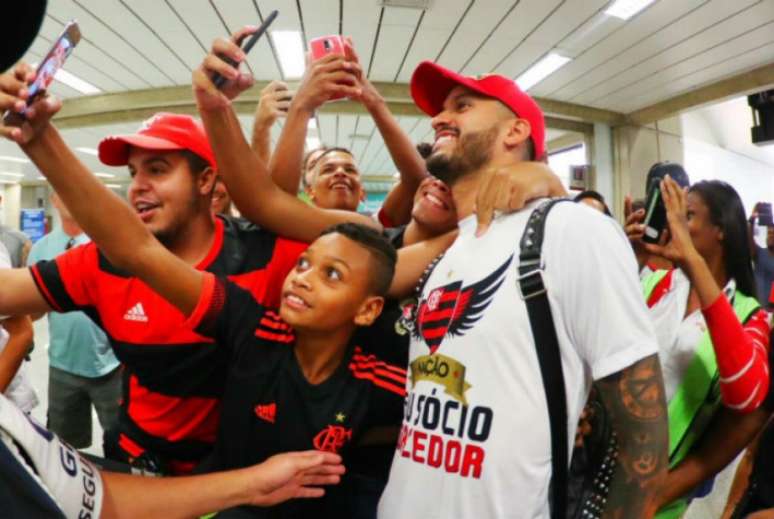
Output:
top-left (309, 35), bottom-right (347, 101)
top-left (3, 21), bottom-right (81, 126)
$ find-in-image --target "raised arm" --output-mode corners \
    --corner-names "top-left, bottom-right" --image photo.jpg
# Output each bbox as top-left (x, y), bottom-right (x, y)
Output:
top-left (193, 30), bottom-right (381, 243)
top-left (346, 42), bottom-right (427, 227)
top-left (1, 64), bottom-right (204, 317)
top-left (596, 354), bottom-right (669, 518)
top-left (624, 195), bottom-right (650, 271)
top-left (268, 51), bottom-right (360, 196)
top-left (252, 80), bottom-right (290, 171)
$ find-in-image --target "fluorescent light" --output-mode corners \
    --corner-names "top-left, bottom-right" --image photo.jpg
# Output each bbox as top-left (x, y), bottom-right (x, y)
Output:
top-left (306, 137), bottom-right (321, 150)
top-left (0, 172), bottom-right (25, 178)
top-left (0, 155), bottom-right (30, 164)
top-left (95, 172), bottom-right (115, 178)
top-left (105, 184), bottom-right (122, 189)
top-left (75, 147), bottom-right (99, 156)
top-left (605, 0), bottom-right (656, 20)
top-left (271, 31), bottom-right (305, 79)
top-left (516, 53), bottom-right (572, 91)
top-left (55, 69), bottom-right (101, 95)
top-left (31, 63), bottom-right (101, 95)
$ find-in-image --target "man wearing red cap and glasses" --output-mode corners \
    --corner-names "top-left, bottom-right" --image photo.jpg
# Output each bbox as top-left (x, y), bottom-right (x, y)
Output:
top-left (0, 101), bottom-right (314, 473)
top-left (376, 62), bottom-right (669, 519)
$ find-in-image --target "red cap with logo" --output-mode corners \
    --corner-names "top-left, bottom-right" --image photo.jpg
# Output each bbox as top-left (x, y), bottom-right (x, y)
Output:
top-left (410, 61), bottom-right (546, 160)
top-left (98, 113), bottom-right (216, 170)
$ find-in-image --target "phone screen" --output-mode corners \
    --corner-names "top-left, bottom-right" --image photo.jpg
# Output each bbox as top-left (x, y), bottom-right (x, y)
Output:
top-left (28, 37), bottom-right (74, 102)
top-left (28, 22), bottom-right (81, 105)
top-left (3, 21), bottom-right (81, 125)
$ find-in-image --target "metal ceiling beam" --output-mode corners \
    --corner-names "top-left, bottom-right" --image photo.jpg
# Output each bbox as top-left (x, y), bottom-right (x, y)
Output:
top-left (52, 81), bottom-right (605, 132)
top-left (625, 62), bottom-right (774, 126)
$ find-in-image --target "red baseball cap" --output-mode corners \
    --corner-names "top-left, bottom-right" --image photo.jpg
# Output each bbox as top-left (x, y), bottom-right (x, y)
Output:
top-left (98, 113), bottom-right (216, 170)
top-left (410, 61), bottom-right (546, 160)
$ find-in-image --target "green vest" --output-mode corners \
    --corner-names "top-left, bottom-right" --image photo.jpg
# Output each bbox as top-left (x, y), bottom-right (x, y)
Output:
top-left (643, 270), bottom-right (761, 519)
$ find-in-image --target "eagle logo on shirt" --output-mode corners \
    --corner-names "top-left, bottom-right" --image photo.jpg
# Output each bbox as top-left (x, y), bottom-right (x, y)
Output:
top-left (414, 255), bottom-right (513, 353)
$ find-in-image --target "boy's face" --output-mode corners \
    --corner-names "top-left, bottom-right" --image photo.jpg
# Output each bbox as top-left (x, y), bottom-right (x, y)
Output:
top-left (309, 151), bottom-right (365, 211)
top-left (411, 176), bottom-right (457, 235)
top-left (280, 233), bottom-right (383, 332)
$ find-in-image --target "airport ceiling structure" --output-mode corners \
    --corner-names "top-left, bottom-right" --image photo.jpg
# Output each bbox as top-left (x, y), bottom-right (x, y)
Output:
top-left (1, 0), bottom-right (773, 188)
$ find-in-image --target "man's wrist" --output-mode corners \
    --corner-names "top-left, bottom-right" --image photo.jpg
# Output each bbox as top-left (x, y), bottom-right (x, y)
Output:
top-left (253, 116), bottom-right (273, 134)
top-left (20, 122), bottom-right (57, 155)
top-left (287, 102), bottom-right (314, 122)
top-left (362, 91), bottom-right (386, 112)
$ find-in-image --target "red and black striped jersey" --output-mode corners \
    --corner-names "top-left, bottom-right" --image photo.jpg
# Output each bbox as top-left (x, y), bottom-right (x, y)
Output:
top-left (29, 216), bottom-right (307, 472)
top-left (189, 274), bottom-right (407, 516)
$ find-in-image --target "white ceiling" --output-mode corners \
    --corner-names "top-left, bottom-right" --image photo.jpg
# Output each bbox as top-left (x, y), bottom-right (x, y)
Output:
top-left (2, 0), bottom-right (774, 185)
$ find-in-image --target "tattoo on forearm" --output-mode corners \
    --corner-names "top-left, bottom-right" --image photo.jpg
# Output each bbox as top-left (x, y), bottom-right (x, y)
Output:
top-left (596, 354), bottom-right (669, 519)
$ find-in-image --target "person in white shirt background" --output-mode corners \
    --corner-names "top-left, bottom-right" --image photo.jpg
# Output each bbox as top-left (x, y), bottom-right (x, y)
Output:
top-left (0, 241), bottom-right (37, 413)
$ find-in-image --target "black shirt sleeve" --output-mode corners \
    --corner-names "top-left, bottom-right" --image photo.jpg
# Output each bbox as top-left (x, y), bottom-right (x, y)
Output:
top-left (187, 274), bottom-right (276, 355)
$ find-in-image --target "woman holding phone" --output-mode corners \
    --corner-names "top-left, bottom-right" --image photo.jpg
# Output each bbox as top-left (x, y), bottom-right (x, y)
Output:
top-left (626, 176), bottom-right (770, 518)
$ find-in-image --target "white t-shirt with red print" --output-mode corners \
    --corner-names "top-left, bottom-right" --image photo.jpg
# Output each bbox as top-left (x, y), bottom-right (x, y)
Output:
top-left (378, 201), bottom-right (658, 519)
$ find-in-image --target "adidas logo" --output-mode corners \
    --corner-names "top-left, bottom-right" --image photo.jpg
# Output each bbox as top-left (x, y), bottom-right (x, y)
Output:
top-left (123, 303), bottom-right (148, 322)
top-left (255, 402), bottom-right (276, 424)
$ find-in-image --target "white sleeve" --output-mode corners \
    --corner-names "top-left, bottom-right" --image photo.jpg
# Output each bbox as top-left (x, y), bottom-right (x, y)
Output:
top-left (0, 394), bottom-right (104, 519)
top-left (545, 203), bottom-right (659, 380)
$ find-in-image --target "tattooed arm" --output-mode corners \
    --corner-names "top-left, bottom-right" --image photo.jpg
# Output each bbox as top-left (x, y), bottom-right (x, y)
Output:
top-left (595, 354), bottom-right (669, 519)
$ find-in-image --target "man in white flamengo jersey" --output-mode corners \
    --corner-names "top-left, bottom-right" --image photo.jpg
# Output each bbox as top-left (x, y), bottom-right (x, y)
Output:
top-left (378, 62), bottom-right (669, 519)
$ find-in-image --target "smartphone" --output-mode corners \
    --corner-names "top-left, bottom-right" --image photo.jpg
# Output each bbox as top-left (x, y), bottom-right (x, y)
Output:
top-left (212, 10), bottom-right (279, 89)
top-left (309, 35), bottom-right (348, 101)
top-left (757, 202), bottom-right (773, 227)
top-left (310, 35), bottom-right (346, 60)
top-left (642, 162), bottom-right (690, 244)
top-left (3, 21), bottom-right (81, 126)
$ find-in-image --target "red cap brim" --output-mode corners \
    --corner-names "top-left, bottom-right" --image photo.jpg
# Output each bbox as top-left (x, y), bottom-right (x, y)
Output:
top-left (98, 134), bottom-right (185, 167)
top-left (411, 61), bottom-right (491, 117)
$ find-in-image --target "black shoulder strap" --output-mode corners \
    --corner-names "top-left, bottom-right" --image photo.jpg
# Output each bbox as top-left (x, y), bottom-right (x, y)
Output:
top-left (518, 198), bottom-right (571, 519)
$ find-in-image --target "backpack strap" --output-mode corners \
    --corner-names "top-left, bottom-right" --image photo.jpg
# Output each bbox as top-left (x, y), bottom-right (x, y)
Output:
top-left (518, 198), bottom-right (572, 519)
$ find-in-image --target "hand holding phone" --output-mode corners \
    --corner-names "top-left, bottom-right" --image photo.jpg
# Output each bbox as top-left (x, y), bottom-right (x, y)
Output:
top-left (2, 21), bottom-right (80, 127)
top-left (256, 81), bottom-right (292, 127)
top-left (757, 202), bottom-right (773, 227)
top-left (642, 162), bottom-right (690, 244)
top-left (211, 10), bottom-right (278, 89)
top-left (309, 36), bottom-right (350, 102)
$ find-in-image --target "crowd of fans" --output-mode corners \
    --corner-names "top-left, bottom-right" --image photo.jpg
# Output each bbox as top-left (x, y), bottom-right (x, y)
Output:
top-left (0, 22), bottom-right (772, 519)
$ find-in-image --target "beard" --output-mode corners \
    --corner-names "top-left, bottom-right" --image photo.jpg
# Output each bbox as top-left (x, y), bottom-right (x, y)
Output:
top-left (426, 125), bottom-right (499, 186)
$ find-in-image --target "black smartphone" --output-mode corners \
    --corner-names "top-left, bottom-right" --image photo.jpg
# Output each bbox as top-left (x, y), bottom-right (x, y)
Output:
top-left (3, 21), bottom-right (81, 126)
top-left (757, 202), bottom-right (773, 227)
top-left (642, 162), bottom-right (690, 244)
top-left (213, 10), bottom-right (279, 89)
